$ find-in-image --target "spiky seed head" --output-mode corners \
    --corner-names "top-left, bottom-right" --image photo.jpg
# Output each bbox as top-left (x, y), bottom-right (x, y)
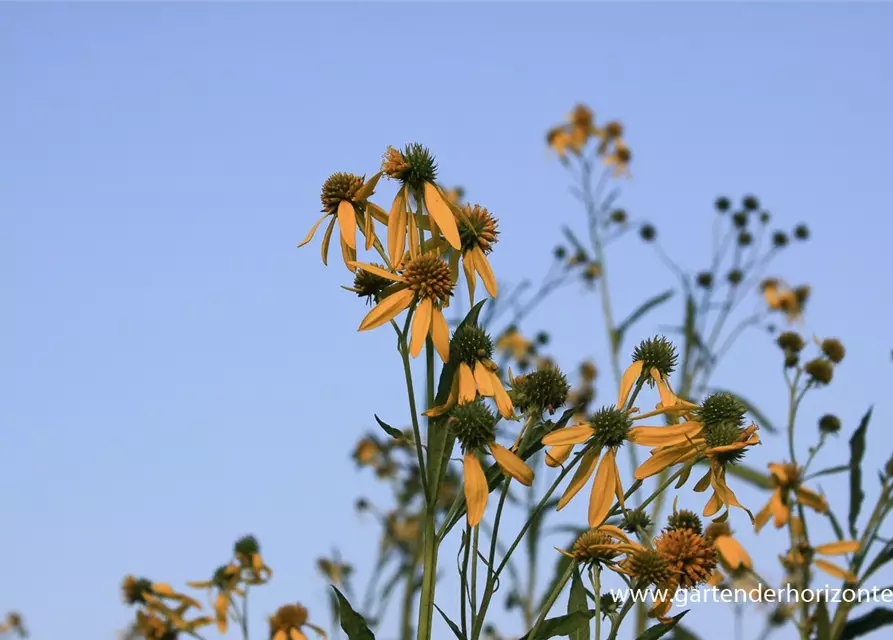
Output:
top-left (715, 197), bottom-right (731, 212)
top-left (655, 528), bottom-right (718, 589)
top-left (626, 549), bottom-right (672, 587)
top-left (742, 195), bottom-right (760, 211)
top-left (794, 224), bottom-right (809, 240)
top-left (776, 331), bottom-right (805, 352)
top-left (732, 212), bottom-right (748, 228)
top-left (458, 204), bottom-right (499, 254)
top-left (632, 336), bottom-right (678, 381)
top-left (818, 414), bottom-right (841, 435)
top-left (385, 143), bottom-right (438, 190)
top-left (773, 231), bottom-right (789, 248)
top-left (727, 269), bottom-right (743, 286)
top-left (820, 338), bottom-right (845, 363)
top-left (604, 121), bottom-right (624, 139)
top-left (590, 406), bottom-right (632, 449)
top-left (639, 224), bottom-right (656, 241)
top-left (448, 400), bottom-right (497, 453)
top-left (805, 358), bottom-right (833, 385)
top-left (696, 272), bottom-right (714, 288)
top-left (510, 365), bottom-right (570, 415)
top-left (269, 604), bottom-right (309, 632)
top-left (403, 255), bottom-right (454, 305)
top-left (451, 324), bottom-right (494, 366)
top-left (320, 172), bottom-right (364, 215)
top-left (704, 521), bottom-right (732, 541)
top-left (121, 575), bottom-right (153, 605)
top-left (621, 509), bottom-right (653, 534)
top-left (697, 392), bottom-right (747, 429)
top-left (665, 510), bottom-right (704, 536)
top-left (234, 535), bottom-right (260, 557)
top-left (738, 230), bottom-right (753, 246)
top-left (353, 265), bottom-right (391, 303)
top-left (570, 528), bottom-right (623, 565)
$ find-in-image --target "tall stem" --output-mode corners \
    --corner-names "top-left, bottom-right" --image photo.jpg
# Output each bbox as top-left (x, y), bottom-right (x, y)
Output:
top-left (416, 339), bottom-right (439, 640)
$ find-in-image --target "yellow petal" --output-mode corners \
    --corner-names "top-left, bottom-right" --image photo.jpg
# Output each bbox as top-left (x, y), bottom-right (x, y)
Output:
top-left (627, 422), bottom-right (702, 446)
top-left (387, 189), bottom-right (407, 267)
top-left (715, 535), bottom-right (751, 569)
top-left (754, 497), bottom-right (774, 532)
top-left (298, 212), bottom-right (329, 247)
top-left (458, 362), bottom-right (477, 403)
top-left (557, 448), bottom-right (599, 510)
top-left (617, 360), bottom-right (644, 409)
top-left (273, 631), bottom-right (286, 640)
top-left (814, 559), bottom-right (857, 582)
top-left (490, 441), bottom-right (534, 486)
top-left (542, 425), bottom-right (595, 446)
top-left (410, 298), bottom-right (433, 358)
top-left (795, 486), bottom-right (829, 514)
top-left (463, 252), bottom-right (477, 303)
top-left (464, 452), bottom-right (488, 526)
top-left (358, 289), bottom-right (414, 331)
top-left (355, 171), bottom-right (382, 201)
top-left (588, 449), bottom-right (617, 527)
top-left (473, 246), bottom-right (497, 297)
top-left (424, 182), bottom-right (461, 249)
top-left (408, 208), bottom-right (420, 259)
top-left (424, 373), bottom-right (458, 417)
top-left (474, 362), bottom-right (495, 396)
top-left (363, 208), bottom-right (375, 250)
top-left (290, 629), bottom-right (308, 640)
top-left (703, 490), bottom-right (723, 517)
top-left (349, 262), bottom-right (406, 283)
top-left (337, 200), bottom-right (357, 250)
top-left (491, 373), bottom-right (514, 418)
top-left (815, 540), bottom-right (860, 556)
top-left (634, 445), bottom-right (696, 480)
top-left (340, 238), bottom-right (356, 271)
top-left (545, 444), bottom-right (573, 467)
top-left (431, 309), bottom-right (450, 362)
top-left (320, 216), bottom-right (337, 266)
top-left (367, 201), bottom-right (389, 225)
top-left (151, 583), bottom-right (175, 596)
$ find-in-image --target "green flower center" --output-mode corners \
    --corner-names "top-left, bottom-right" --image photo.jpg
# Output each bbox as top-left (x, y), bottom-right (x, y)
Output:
top-left (590, 406), bottom-right (631, 449)
top-left (631, 336), bottom-right (678, 382)
top-left (451, 325), bottom-right (494, 366)
top-left (448, 400), bottom-right (497, 452)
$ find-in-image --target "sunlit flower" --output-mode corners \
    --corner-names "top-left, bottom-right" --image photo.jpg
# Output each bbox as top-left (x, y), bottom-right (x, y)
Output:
top-left (424, 324), bottom-right (513, 418)
top-left (787, 539), bottom-right (860, 582)
top-left (234, 535), bottom-right (272, 583)
top-left (352, 255), bottom-right (454, 361)
top-left (761, 278), bottom-right (810, 323)
top-left (557, 525), bottom-right (643, 573)
top-left (299, 172), bottom-right (383, 270)
top-left (451, 203), bottom-right (499, 300)
top-left (352, 437), bottom-right (380, 467)
top-left (380, 144), bottom-right (462, 267)
top-left (187, 564), bottom-right (242, 634)
top-left (269, 603), bottom-right (327, 640)
top-left (617, 548), bottom-right (674, 620)
top-left (496, 327), bottom-right (534, 362)
top-left (705, 521), bottom-right (752, 571)
top-left (449, 400), bottom-right (533, 526)
top-left (604, 140), bottom-right (631, 177)
top-left (755, 462), bottom-right (828, 531)
top-left (648, 528), bottom-right (718, 621)
top-left (634, 392), bottom-right (761, 521)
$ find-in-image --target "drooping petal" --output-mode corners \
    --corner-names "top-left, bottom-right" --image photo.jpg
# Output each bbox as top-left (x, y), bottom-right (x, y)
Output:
top-left (473, 246), bottom-right (498, 297)
top-left (464, 452), bottom-right (488, 526)
top-left (367, 201), bottom-right (390, 224)
top-left (424, 374), bottom-right (458, 417)
top-left (458, 362), bottom-right (477, 403)
top-left (410, 298), bottom-right (434, 358)
top-left (589, 449), bottom-right (617, 527)
top-left (430, 309), bottom-right (450, 362)
top-left (340, 238), bottom-right (356, 272)
top-left (337, 200), bottom-right (357, 250)
top-left (715, 535), bottom-right (752, 569)
top-left (355, 171), bottom-right (382, 200)
top-left (298, 213), bottom-right (329, 247)
top-left (542, 425), bottom-right (596, 446)
top-left (387, 189), bottom-right (407, 267)
top-left (815, 540), bottom-right (860, 556)
top-left (814, 559), bottom-right (857, 582)
top-left (489, 442), bottom-right (534, 486)
top-left (769, 491), bottom-right (790, 528)
top-left (634, 445), bottom-right (697, 480)
top-left (557, 448), bottom-right (600, 510)
top-left (474, 362), bottom-right (495, 396)
top-left (754, 496), bottom-right (775, 532)
top-left (462, 251), bottom-right (477, 303)
top-left (408, 208), bottom-right (420, 260)
top-left (349, 262), bottom-right (406, 283)
top-left (273, 631), bottom-right (287, 640)
top-left (545, 444), bottom-right (573, 467)
top-left (215, 593), bottom-right (229, 633)
top-left (627, 422), bottom-right (702, 446)
top-left (289, 628), bottom-right (308, 640)
top-left (703, 491), bottom-right (723, 517)
top-left (424, 182), bottom-right (461, 249)
top-left (617, 360), bottom-right (644, 409)
top-left (795, 486), bottom-right (829, 513)
top-left (320, 216), bottom-right (337, 265)
top-left (358, 289), bottom-right (414, 331)
top-left (363, 208), bottom-right (375, 250)
top-left (491, 373), bottom-right (514, 419)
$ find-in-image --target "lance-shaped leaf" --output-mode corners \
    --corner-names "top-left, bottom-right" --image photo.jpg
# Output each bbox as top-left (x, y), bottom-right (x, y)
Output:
top-left (635, 611), bottom-right (689, 640)
top-left (519, 611), bottom-right (595, 640)
top-left (567, 567), bottom-right (591, 640)
top-left (841, 607), bottom-right (893, 639)
top-left (332, 586), bottom-right (375, 640)
top-left (374, 414), bottom-right (405, 441)
top-left (849, 408), bottom-right (873, 538)
top-left (434, 604), bottom-right (466, 639)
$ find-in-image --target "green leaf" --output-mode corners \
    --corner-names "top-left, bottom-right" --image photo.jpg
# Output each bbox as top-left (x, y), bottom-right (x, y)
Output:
top-left (815, 600), bottom-right (831, 640)
top-left (434, 604), bottom-right (466, 639)
top-left (374, 414), bottom-right (405, 441)
top-left (635, 611), bottom-right (689, 640)
top-left (805, 465), bottom-right (850, 481)
top-left (849, 408), bottom-right (873, 538)
top-left (696, 459), bottom-right (772, 489)
top-left (568, 567), bottom-right (591, 640)
top-left (708, 389), bottom-right (778, 434)
top-left (519, 611), bottom-right (595, 640)
top-left (668, 625), bottom-right (701, 640)
top-left (841, 607), bottom-right (893, 639)
top-left (332, 586), bottom-right (376, 640)
top-left (615, 289), bottom-right (675, 350)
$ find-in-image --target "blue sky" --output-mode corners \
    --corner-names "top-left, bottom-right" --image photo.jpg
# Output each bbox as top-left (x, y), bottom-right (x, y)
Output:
top-left (2, 3), bottom-right (892, 639)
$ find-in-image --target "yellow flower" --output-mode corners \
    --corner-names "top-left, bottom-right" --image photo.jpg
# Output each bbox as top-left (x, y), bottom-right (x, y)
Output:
top-left (557, 525), bottom-right (643, 571)
top-left (604, 140), bottom-right (631, 177)
top-left (352, 256), bottom-right (454, 361)
top-left (633, 392), bottom-right (761, 521)
top-left (496, 327), bottom-right (533, 361)
top-left (755, 462), bottom-right (828, 531)
top-left (449, 203), bottom-right (499, 300)
top-left (186, 564), bottom-right (243, 634)
top-left (299, 172), bottom-right (383, 270)
top-left (787, 539), bottom-right (860, 582)
top-left (761, 278), bottom-right (810, 323)
top-left (269, 603), bottom-right (327, 640)
top-left (380, 144), bottom-right (462, 268)
top-left (234, 535), bottom-right (272, 583)
top-left (705, 521), bottom-right (752, 571)
top-left (546, 126), bottom-right (573, 157)
top-left (424, 324), bottom-right (513, 419)
top-left (448, 400), bottom-right (534, 526)
top-left (352, 438), bottom-right (380, 466)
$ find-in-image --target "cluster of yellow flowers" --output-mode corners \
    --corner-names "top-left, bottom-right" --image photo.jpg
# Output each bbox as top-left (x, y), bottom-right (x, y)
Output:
top-left (546, 104), bottom-right (631, 176)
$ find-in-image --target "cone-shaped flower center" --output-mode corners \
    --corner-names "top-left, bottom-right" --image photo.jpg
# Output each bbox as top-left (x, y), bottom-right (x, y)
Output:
top-left (656, 529), bottom-right (717, 589)
top-left (571, 529), bottom-right (622, 564)
top-left (590, 406), bottom-right (631, 449)
top-left (458, 204), bottom-right (499, 253)
top-left (271, 604), bottom-right (309, 629)
top-left (404, 255), bottom-right (453, 304)
top-left (627, 549), bottom-right (672, 587)
top-left (665, 510), bottom-right (704, 536)
top-left (321, 172), bottom-right (363, 214)
top-left (448, 400), bottom-right (497, 453)
top-left (451, 325), bottom-right (494, 365)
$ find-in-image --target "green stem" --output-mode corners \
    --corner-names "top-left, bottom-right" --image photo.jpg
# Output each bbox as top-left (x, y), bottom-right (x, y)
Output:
top-left (528, 561), bottom-right (577, 639)
top-left (460, 526), bottom-right (471, 638)
top-left (416, 339), bottom-right (439, 640)
top-left (592, 565), bottom-right (602, 640)
top-left (471, 525), bottom-right (480, 625)
top-left (241, 586), bottom-right (249, 640)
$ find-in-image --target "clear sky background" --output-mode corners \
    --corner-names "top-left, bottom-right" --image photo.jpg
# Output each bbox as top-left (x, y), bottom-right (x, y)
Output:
top-left (2, 3), bottom-right (892, 640)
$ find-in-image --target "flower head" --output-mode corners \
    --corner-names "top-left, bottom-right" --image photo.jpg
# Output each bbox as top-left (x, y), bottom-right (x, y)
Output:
top-left (510, 365), bottom-right (570, 416)
top-left (559, 525), bottom-right (642, 570)
top-left (755, 462), bottom-right (828, 531)
top-left (269, 603), bottom-right (326, 640)
top-left (454, 204), bottom-right (499, 299)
